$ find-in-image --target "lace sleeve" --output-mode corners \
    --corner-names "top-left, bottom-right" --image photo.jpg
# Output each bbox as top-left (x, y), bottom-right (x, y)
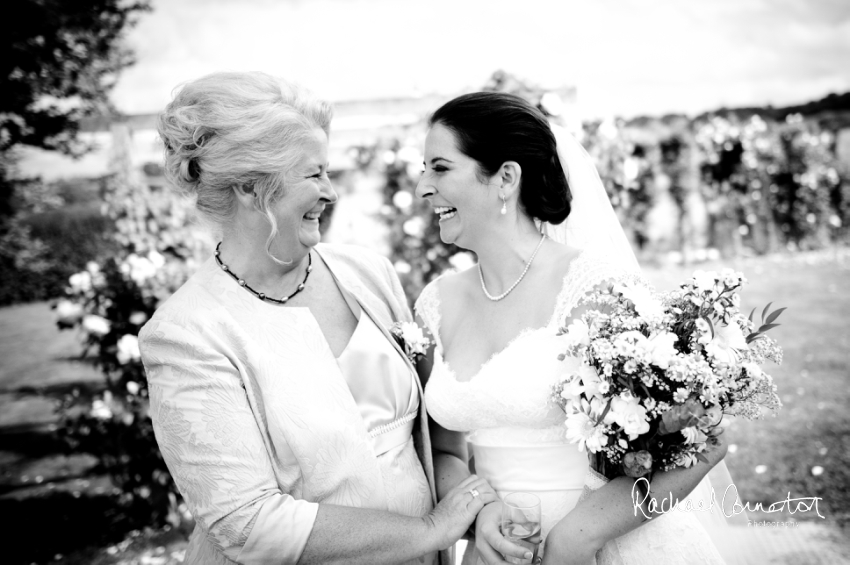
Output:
top-left (414, 280), bottom-right (443, 352)
top-left (552, 250), bottom-right (649, 326)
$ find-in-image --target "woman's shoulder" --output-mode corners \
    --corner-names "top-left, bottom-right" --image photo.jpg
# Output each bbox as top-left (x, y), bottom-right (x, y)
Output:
top-left (139, 258), bottom-right (231, 342)
top-left (415, 264), bottom-right (475, 309)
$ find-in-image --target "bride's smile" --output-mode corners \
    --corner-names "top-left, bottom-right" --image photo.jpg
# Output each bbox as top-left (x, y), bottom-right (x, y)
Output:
top-left (416, 123), bottom-right (503, 247)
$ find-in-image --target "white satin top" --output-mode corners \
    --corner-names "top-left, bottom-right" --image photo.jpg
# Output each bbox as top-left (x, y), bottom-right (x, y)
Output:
top-left (336, 302), bottom-right (436, 565)
top-left (337, 311), bottom-right (419, 456)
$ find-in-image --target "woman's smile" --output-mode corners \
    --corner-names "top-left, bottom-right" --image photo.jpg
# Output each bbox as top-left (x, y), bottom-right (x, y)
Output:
top-left (434, 206), bottom-right (457, 221)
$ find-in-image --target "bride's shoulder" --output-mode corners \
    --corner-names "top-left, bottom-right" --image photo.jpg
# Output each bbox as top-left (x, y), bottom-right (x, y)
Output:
top-left (549, 242), bottom-right (646, 296)
top-left (539, 241), bottom-right (587, 284)
top-left (414, 268), bottom-right (476, 333)
top-left (417, 266), bottom-right (476, 306)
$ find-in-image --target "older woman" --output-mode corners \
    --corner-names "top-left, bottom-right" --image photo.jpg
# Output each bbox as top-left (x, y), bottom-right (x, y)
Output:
top-left (139, 71), bottom-right (496, 565)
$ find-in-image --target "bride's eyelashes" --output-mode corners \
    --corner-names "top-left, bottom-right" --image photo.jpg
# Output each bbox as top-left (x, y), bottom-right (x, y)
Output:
top-left (420, 164), bottom-right (449, 175)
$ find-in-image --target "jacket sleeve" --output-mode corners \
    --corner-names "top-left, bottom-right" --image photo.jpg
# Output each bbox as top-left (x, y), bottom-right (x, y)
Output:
top-left (139, 317), bottom-right (319, 564)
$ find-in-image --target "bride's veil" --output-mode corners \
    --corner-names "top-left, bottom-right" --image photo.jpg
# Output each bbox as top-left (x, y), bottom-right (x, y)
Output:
top-left (543, 123), bottom-right (750, 562)
top-left (538, 124), bottom-right (640, 272)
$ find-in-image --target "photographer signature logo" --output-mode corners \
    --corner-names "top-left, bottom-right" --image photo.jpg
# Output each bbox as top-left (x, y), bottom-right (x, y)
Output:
top-left (631, 479), bottom-right (825, 520)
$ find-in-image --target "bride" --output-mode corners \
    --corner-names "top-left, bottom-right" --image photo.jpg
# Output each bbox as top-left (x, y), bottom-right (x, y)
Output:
top-left (414, 92), bottom-right (738, 565)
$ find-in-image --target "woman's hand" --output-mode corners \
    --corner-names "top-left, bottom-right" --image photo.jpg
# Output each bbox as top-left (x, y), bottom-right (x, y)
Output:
top-left (474, 501), bottom-right (535, 565)
top-left (424, 474), bottom-right (498, 550)
top-left (541, 513), bottom-right (599, 565)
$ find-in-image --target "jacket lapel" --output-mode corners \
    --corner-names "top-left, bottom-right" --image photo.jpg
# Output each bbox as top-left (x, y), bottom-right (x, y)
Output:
top-left (315, 246), bottom-right (439, 503)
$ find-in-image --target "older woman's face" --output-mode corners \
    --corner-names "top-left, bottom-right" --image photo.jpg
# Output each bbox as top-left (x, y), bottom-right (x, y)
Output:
top-left (273, 127), bottom-right (336, 252)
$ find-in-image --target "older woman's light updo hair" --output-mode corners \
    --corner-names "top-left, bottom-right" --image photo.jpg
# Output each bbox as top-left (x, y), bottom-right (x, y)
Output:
top-left (157, 71), bottom-right (332, 262)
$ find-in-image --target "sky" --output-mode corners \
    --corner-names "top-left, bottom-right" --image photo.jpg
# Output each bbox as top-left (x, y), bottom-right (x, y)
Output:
top-left (110, 0), bottom-right (850, 119)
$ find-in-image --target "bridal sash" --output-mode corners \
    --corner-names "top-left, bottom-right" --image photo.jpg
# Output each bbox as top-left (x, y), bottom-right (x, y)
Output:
top-left (473, 443), bottom-right (587, 493)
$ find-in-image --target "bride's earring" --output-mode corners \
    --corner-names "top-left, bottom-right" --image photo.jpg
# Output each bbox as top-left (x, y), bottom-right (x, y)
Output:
top-left (500, 195), bottom-right (507, 215)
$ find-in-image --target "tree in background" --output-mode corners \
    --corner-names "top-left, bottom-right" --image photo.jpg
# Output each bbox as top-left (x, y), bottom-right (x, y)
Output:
top-left (0, 0), bottom-right (151, 305)
top-left (1, 0), bottom-right (151, 155)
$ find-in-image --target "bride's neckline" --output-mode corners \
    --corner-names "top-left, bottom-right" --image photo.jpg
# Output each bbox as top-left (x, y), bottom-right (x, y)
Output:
top-left (436, 248), bottom-right (590, 383)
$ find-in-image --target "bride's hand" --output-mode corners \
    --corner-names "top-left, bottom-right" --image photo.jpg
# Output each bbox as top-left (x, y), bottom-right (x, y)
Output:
top-left (474, 501), bottom-right (533, 565)
top-left (541, 513), bottom-right (598, 565)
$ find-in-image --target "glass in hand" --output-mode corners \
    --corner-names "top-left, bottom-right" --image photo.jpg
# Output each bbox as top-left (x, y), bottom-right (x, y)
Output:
top-left (500, 492), bottom-right (542, 565)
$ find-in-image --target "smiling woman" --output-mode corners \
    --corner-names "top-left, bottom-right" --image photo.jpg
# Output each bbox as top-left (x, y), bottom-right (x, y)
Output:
top-left (138, 71), bottom-right (499, 565)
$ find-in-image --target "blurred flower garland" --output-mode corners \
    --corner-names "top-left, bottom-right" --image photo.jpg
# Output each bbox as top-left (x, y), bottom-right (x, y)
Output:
top-left (694, 113), bottom-right (847, 254)
top-left (55, 124), bottom-right (211, 527)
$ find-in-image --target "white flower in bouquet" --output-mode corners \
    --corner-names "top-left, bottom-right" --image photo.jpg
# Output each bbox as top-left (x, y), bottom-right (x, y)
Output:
top-left (612, 330), bottom-right (649, 361)
top-left (116, 334), bottom-right (141, 364)
top-left (673, 387), bottom-right (690, 403)
top-left (618, 283), bottom-right (664, 324)
top-left (565, 399), bottom-right (609, 453)
top-left (577, 363), bottom-right (605, 398)
top-left (720, 268), bottom-right (743, 288)
top-left (742, 361), bottom-right (762, 378)
top-left (560, 374), bottom-right (585, 400)
top-left (674, 451), bottom-right (699, 468)
top-left (55, 299), bottom-right (84, 326)
top-left (561, 318), bottom-right (591, 348)
top-left (692, 270), bottom-right (718, 293)
top-left (680, 426), bottom-right (701, 444)
top-left (591, 338), bottom-right (615, 362)
top-left (609, 392), bottom-right (650, 440)
top-left (82, 314), bottom-right (111, 336)
top-left (703, 322), bottom-right (748, 364)
top-left (647, 331), bottom-right (678, 369)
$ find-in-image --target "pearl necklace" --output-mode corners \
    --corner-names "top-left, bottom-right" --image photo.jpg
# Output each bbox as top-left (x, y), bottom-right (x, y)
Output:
top-left (478, 234), bottom-right (547, 302)
top-left (214, 242), bottom-right (312, 304)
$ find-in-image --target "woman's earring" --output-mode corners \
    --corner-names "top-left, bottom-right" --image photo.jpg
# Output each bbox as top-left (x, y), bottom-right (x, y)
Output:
top-left (500, 195), bottom-right (507, 215)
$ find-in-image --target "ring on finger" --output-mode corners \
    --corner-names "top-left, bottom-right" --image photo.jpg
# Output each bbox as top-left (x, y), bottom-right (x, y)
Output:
top-left (469, 488), bottom-right (480, 498)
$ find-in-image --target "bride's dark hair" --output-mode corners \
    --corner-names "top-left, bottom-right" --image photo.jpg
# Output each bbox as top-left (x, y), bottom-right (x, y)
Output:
top-left (428, 92), bottom-right (571, 224)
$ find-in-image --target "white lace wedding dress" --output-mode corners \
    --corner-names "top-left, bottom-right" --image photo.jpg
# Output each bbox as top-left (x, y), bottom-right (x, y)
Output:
top-left (416, 250), bottom-right (728, 565)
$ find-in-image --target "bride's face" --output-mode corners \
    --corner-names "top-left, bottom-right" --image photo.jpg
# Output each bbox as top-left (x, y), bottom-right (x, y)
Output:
top-left (416, 123), bottom-right (497, 247)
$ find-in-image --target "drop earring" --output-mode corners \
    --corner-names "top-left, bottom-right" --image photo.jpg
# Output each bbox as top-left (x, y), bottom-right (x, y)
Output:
top-left (500, 195), bottom-right (507, 215)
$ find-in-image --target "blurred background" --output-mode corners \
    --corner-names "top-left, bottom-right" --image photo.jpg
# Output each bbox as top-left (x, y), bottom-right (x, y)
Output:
top-left (1, 0), bottom-right (849, 563)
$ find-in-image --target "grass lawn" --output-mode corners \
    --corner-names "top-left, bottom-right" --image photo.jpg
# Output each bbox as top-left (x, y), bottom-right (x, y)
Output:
top-left (0, 248), bottom-right (848, 563)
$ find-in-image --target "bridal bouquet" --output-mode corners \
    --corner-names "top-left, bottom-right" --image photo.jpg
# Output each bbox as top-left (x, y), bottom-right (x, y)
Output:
top-left (551, 269), bottom-right (783, 479)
